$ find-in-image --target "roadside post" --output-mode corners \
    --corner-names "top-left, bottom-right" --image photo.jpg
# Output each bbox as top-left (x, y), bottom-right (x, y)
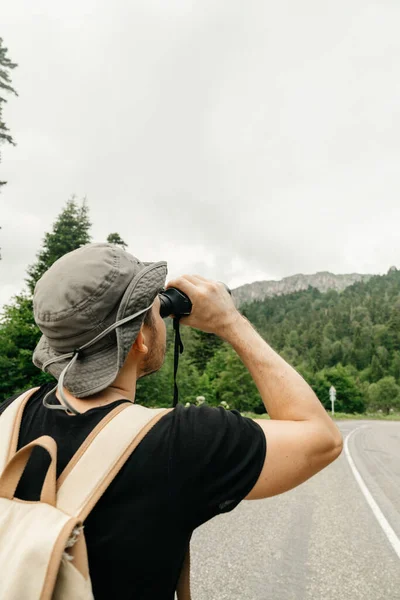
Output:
top-left (329, 386), bottom-right (336, 415)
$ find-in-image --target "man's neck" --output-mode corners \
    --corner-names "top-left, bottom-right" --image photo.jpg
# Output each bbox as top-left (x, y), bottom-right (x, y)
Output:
top-left (55, 384), bottom-right (136, 414)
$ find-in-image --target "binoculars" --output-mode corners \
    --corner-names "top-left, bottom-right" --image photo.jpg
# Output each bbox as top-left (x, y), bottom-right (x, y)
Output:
top-left (159, 283), bottom-right (231, 319)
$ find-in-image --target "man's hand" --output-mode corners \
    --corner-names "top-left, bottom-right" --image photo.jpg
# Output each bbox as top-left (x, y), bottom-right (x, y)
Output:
top-left (165, 275), bottom-right (241, 338)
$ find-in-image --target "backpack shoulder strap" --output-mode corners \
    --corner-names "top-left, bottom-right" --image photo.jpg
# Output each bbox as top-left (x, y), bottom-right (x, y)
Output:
top-left (57, 401), bottom-right (192, 600)
top-left (56, 403), bottom-right (171, 521)
top-left (0, 388), bottom-right (39, 476)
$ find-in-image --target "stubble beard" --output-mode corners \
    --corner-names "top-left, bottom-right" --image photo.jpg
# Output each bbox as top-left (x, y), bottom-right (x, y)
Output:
top-left (139, 339), bottom-right (167, 379)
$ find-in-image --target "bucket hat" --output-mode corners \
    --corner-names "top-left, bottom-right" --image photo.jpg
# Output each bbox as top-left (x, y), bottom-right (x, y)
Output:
top-left (32, 243), bottom-right (167, 407)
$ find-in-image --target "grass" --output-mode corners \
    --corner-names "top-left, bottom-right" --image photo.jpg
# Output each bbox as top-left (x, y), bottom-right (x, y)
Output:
top-left (330, 411), bottom-right (400, 421)
top-left (241, 411), bottom-right (400, 421)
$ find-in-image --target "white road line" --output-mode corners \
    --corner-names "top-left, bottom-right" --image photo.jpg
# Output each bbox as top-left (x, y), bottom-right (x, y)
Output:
top-left (344, 427), bottom-right (400, 560)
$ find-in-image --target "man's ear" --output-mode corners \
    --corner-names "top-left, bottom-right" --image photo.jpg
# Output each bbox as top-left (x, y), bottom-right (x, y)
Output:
top-left (132, 328), bottom-right (149, 355)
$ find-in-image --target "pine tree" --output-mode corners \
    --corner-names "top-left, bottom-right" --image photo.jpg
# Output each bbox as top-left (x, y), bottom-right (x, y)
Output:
top-left (189, 329), bottom-right (224, 373)
top-left (0, 37), bottom-right (18, 188)
top-left (390, 351), bottom-right (400, 383)
top-left (202, 346), bottom-right (263, 413)
top-left (0, 199), bottom-right (92, 401)
top-left (26, 197), bottom-right (91, 293)
top-left (106, 232), bottom-right (127, 250)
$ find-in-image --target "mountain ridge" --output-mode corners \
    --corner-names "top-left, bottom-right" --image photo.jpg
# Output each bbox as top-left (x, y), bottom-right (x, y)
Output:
top-left (232, 270), bottom-right (375, 306)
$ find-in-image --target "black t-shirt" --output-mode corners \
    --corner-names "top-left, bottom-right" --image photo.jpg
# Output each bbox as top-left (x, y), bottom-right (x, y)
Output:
top-left (0, 384), bottom-right (266, 599)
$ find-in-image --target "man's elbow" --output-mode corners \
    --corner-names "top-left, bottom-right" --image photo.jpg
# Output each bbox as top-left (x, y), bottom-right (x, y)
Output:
top-left (327, 430), bottom-right (344, 463)
top-left (314, 425), bottom-right (344, 468)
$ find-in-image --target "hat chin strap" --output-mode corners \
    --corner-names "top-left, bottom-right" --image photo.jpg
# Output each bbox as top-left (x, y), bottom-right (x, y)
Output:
top-left (41, 302), bottom-right (155, 415)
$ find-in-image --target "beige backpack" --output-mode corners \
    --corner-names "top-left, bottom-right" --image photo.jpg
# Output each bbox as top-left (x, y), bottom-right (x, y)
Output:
top-left (0, 389), bottom-right (191, 599)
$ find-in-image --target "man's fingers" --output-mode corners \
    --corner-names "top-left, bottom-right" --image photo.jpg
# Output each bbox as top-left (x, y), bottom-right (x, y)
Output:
top-left (165, 275), bottom-right (199, 296)
top-left (189, 274), bottom-right (210, 283)
top-left (166, 274), bottom-right (208, 288)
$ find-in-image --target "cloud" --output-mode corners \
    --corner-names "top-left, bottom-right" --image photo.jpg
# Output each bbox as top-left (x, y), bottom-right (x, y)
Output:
top-left (1, 0), bottom-right (399, 308)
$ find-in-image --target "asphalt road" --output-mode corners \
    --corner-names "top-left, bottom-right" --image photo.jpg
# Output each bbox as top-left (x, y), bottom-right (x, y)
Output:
top-left (190, 421), bottom-right (400, 600)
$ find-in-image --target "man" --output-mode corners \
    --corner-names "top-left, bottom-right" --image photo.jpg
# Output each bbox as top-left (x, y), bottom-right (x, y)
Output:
top-left (0, 243), bottom-right (343, 599)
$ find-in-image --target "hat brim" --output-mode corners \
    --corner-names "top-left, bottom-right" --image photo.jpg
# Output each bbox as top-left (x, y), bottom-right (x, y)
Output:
top-left (33, 261), bottom-right (167, 398)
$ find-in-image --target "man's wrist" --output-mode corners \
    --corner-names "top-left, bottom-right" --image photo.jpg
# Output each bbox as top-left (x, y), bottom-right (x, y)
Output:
top-left (216, 312), bottom-right (248, 343)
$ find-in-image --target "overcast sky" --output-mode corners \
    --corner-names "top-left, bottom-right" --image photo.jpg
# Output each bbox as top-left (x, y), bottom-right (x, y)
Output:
top-left (1, 0), bottom-right (399, 307)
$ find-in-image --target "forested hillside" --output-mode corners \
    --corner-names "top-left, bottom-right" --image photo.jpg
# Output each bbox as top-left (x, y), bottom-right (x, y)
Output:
top-left (137, 268), bottom-right (400, 414)
top-left (2, 202), bottom-right (400, 415)
top-left (238, 269), bottom-right (400, 413)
